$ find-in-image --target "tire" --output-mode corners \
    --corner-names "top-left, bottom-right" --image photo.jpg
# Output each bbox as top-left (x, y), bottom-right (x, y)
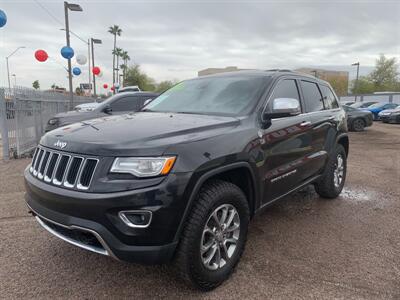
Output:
top-left (175, 180), bottom-right (250, 290)
top-left (351, 118), bottom-right (365, 132)
top-left (315, 144), bottom-right (347, 199)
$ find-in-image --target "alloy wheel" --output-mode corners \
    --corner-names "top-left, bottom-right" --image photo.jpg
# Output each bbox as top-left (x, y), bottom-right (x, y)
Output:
top-left (200, 204), bottom-right (240, 270)
top-left (333, 154), bottom-right (344, 188)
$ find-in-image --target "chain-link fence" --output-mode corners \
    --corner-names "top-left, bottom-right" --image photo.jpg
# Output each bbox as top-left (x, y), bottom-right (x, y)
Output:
top-left (0, 87), bottom-right (93, 159)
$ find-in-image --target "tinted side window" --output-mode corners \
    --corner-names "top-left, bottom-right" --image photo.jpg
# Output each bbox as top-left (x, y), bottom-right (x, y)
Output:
top-left (271, 79), bottom-right (300, 101)
top-left (111, 96), bottom-right (140, 112)
top-left (320, 85), bottom-right (339, 109)
top-left (301, 81), bottom-right (324, 112)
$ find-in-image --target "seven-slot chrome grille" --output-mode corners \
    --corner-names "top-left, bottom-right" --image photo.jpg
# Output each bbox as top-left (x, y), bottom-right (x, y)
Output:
top-left (29, 146), bottom-right (99, 191)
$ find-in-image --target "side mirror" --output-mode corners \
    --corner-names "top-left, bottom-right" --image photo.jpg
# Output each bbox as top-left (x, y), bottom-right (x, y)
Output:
top-left (103, 104), bottom-right (112, 114)
top-left (264, 98), bottom-right (301, 120)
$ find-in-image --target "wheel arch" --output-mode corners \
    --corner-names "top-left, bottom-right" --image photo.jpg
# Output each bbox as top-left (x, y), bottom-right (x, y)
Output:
top-left (336, 133), bottom-right (349, 157)
top-left (173, 162), bottom-right (258, 243)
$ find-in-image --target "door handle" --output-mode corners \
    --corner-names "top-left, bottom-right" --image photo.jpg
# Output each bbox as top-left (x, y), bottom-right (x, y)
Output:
top-left (300, 121), bottom-right (312, 127)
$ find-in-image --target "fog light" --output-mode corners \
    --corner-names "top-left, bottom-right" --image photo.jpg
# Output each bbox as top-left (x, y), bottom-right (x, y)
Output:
top-left (118, 210), bottom-right (152, 228)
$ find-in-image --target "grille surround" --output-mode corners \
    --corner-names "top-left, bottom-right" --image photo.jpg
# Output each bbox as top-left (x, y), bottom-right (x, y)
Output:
top-left (30, 146), bottom-right (99, 191)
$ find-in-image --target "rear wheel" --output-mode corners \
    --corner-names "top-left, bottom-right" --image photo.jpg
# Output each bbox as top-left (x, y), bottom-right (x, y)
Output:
top-left (315, 144), bottom-right (347, 199)
top-left (175, 180), bottom-right (250, 290)
top-left (352, 118), bottom-right (365, 132)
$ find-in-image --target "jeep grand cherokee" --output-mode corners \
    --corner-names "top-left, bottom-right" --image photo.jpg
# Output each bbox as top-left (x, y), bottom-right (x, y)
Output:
top-left (24, 70), bottom-right (348, 290)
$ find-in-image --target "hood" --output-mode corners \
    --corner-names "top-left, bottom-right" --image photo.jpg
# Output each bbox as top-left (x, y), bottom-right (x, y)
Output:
top-left (379, 108), bottom-right (400, 115)
top-left (41, 112), bottom-right (240, 156)
top-left (54, 110), bottom-right (99, 124)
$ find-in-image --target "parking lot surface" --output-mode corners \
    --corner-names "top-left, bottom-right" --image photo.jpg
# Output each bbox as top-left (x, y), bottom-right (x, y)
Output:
top-left (0, 123), bottom-right (399, 299)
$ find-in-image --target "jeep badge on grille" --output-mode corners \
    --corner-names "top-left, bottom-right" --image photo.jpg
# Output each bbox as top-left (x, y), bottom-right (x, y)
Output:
top-left (54, 140), bottom-right (67, 149)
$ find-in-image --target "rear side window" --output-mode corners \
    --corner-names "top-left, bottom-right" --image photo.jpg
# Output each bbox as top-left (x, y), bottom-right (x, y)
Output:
top-left (111, 96), bottom-right (141, 112)
top-left (271, 79), bottom-right (300, 101)
top-left (301, 81), bottom-right (324, 112)
top-left (320, 85), bottom-right (339, 109)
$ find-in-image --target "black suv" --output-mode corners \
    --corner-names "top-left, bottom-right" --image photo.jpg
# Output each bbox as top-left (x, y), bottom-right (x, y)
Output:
top-left (24, 70), bottom-right (348, 290)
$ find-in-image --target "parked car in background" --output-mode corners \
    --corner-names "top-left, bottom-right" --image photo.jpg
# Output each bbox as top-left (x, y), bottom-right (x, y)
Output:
top-left (74, 102), bottom-right (100, 112)
top-left (46, 91), bottom-right (159, 131)
top-left (350, 101), bottom-right (378, 109)
top-left (341, 101), bottom-right (355, 106)
top-left (362, 102), bottom-right (399, 120)
top-left (118, 86), bottom-right (141, 93)
top-left (342, 105), bottom-right (373, 131)
top-left (380, 106), bottom-right (400, 123)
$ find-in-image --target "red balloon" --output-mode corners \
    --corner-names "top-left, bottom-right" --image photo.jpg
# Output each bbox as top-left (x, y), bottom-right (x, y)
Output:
top-left (92, 66), bottom-right (101, 75)
top-left (103, 83), bottom-right (108, 89)
top-left (35, 50), bottom-right (48, 62)
top-left (111, 86), bottom-right (115, 91)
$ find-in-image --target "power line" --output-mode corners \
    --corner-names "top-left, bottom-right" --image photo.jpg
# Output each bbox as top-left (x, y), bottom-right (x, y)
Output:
top-left (32, 0), bottom-right (88, 45)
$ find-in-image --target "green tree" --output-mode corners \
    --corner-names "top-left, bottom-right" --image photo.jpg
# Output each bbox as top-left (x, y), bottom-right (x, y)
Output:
top-left (32, 80), bottom-right (40, 90)
top-left (120, 50), bottom-right (130, 85)
top-left (108, 25), bottom-right (122, 91)
top-left (351, 76), bottom-right (376, 94)
top-left (368, 54), bottom-right (399, 91)
top-left (124, 64), bottom-right (156, 91)
top-left (155, 80), bottom-right (178, 93)
top-left (112, 47), bottom-right (123, 84)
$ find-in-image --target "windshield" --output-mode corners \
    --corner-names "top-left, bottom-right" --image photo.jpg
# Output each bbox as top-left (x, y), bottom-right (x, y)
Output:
top-left (368, 103), bottom-right (384, 108)
top-left (144, 75), bottom-right (270, 116)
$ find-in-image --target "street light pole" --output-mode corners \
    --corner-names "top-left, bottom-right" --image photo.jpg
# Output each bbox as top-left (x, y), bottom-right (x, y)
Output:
top-left (63, 1), bottom-right (82, 110)
top-left (6, 46), bottom-right (25, 91)
top-left (91, 38), bottom-right (102, 98)
top-left (87, 39), bottom-right (92, 97)
top-left (352, 62), bottom-right (360, 102)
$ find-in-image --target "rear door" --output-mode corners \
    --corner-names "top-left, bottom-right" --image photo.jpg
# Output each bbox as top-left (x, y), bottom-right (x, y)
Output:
top-left (260, 78), bottom-right (315, 203)
top-left (301, 81), bottom-right (340, 176)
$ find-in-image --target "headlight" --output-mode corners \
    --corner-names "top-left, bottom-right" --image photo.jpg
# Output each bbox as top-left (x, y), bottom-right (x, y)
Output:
top-left (110, 157), bottom-right (176, 177)
top-left (48, 118), bottom-right (59, 125)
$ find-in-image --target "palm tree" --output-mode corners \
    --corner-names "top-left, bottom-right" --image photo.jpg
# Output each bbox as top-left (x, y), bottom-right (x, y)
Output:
top-left (112, 47), bottom-right (123, 84)
top-left (108, 25), bottom-right (122, 91)
top-left (120, 50), bottom-right (130, 85)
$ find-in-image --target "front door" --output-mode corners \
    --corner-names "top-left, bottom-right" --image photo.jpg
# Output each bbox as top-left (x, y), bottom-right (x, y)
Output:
top-left (259, 78), bottom-right (315, 203)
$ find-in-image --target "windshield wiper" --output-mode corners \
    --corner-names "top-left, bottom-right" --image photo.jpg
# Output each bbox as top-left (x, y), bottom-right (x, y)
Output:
top-left (141, 108), bottom-right (154, 112)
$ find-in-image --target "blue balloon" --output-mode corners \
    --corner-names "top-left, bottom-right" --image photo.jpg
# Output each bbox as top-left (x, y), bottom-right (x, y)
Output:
top-left (72, 67), bottom-right (81, 76)
top-left (61, 46), bottom-right (74, 59)
top-left (0, 9), bottom-right (7, 28)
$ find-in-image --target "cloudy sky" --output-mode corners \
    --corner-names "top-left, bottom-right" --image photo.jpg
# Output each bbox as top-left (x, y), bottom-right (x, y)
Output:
top-left (0, 0), bottom-right (399, 91)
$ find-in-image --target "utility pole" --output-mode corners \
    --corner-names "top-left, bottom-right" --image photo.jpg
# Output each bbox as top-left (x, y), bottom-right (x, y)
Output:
top-left (6, 46), bottom-right (25, 91)
top-left (352, 62), bottom-right (360, 102)
top-left (90, 38), bottom-right (102, 98)
top-left (87, 39), bottom-right (91, 97)
top-left (63, 1), bottom-right (82, 110)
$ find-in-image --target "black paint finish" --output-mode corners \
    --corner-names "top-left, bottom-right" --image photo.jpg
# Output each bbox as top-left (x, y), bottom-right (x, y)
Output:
top-left (25, 70), bottom-right (348, 263)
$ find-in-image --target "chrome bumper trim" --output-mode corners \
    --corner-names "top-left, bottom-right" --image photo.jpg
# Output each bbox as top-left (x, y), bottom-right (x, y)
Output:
top-left (28, 204), bottom-right (118, 259)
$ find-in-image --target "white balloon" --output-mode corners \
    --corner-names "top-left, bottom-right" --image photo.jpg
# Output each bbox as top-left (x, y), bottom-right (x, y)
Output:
top-left (76, 54), bottom-right (87, 65)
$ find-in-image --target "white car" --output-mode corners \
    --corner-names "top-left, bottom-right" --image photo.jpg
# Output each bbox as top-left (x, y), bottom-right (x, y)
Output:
top-left (118, 86), bottom-right (141, 93)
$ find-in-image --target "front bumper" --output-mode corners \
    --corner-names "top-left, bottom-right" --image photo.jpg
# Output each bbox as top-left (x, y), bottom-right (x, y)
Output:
top-left (24, 167), bottom-right (192, 264)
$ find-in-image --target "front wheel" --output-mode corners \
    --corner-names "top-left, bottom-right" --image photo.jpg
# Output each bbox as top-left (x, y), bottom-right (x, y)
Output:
top-left (175, 180), bottom-right (250, 290)
top-left (352, 118), bottom-right (365, 132)
top-left (315, 144), bottom-right (347, 199)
